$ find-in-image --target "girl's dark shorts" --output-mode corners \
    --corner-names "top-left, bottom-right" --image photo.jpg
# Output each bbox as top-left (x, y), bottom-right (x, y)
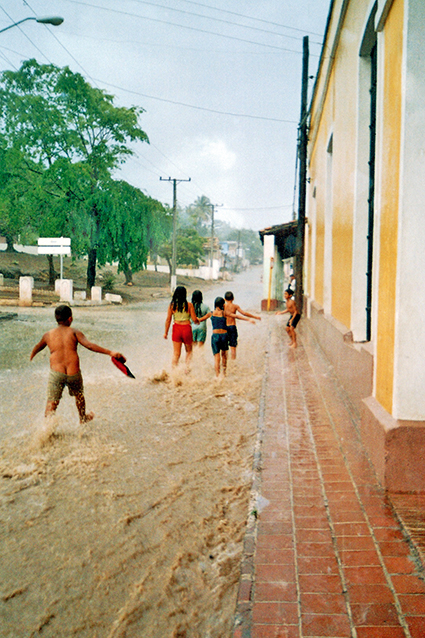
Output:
top-left (211, 333), bottom-right (229, 355)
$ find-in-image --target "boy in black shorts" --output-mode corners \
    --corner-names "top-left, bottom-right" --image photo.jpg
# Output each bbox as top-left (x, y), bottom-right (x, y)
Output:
top-left (224, 291), bottom-right (261, 359)
top-left (276, 289), bottom-right (301, 348)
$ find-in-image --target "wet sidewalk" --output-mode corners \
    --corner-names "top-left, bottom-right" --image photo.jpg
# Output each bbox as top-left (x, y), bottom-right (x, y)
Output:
top-left (233, 319), bottom-right (425, 638)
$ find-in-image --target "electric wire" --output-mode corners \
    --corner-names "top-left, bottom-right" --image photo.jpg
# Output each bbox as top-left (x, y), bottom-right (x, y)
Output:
top-left (22, 0), bottom-right (101, 88)
top-left (123, 0), bottom-right (323, 45)
top-left (91, 77), bottom-right (298, 123)
top-left (0, 6), bottom-right (53, 64)
top-left (175, 0), bottom-right (324, 37)
top-left (61, 0), bottom-right (308, 53)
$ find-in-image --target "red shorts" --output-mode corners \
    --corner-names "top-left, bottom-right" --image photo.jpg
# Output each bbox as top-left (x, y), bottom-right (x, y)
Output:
top-left (172, 323), bottom-right (193, 344)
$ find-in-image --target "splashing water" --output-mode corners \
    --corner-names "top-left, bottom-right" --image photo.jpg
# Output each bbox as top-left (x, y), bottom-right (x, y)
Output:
top-left (0, 269), bottom-right (266, 637)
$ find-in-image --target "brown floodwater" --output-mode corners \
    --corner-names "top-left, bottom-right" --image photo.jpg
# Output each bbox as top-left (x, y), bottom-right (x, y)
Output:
top-left (0, 268), bottom-right (266, 638)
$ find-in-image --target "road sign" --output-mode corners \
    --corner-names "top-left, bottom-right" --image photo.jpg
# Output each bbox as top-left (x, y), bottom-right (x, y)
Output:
top-left (37, 237), bottom-right (71, 279)
top-left (37, 237), bottom-right (71, 255)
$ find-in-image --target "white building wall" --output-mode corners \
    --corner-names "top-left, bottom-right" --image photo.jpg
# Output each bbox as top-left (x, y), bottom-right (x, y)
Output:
top-left (393, 0), bottom-right (425, 419)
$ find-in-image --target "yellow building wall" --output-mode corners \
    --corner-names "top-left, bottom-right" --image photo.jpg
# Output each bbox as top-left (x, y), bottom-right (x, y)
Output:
top-left (308, 1), bottom-right (371, 329)
top-left (309, 80), bottom-right (335, 308)
top-left (375, 0), bottom-right (403, 414)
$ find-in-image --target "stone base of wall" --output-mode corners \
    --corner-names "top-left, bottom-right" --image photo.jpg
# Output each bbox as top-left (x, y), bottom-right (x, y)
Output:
top-left (261, 299), bottom-right (284, 311)
top-left (306, 299), bottom-right (373, 414)
top-left (361, 397), bottom-right (425, 492)
top-left (305, 298), bottom-right (425, 492)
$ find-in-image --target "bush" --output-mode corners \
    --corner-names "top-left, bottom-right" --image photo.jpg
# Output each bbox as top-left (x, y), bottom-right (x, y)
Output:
top-left (100, 270), bottom-right (116, 292)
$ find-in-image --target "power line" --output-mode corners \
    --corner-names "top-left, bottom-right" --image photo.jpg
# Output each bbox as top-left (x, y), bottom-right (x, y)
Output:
top-left (91, 77), bottom-right (298, 123)
top-left (176, 0), bottom-right (324, 37)
top-left (0, 6), bottom-right (52, 64)
top-left (23, 0), bottom-right (101, 87)
top-left (62, 0), bottom-right (307, 53)
top-left (128, 0), bottom-right (323, 45)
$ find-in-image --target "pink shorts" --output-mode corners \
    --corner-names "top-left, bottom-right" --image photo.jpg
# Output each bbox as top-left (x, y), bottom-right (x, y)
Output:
top-left (172, 323), bottom-right (193, 345)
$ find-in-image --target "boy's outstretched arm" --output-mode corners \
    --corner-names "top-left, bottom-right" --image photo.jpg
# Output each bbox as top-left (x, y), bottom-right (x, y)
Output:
top-left (235, 305), bottom-right (261, 321)
top-left (30, 335), bottom-right (47, 360)
top-left (75, 330), bottom-right (124, 360)
top-left (235, 313), bottom-right (256, 324)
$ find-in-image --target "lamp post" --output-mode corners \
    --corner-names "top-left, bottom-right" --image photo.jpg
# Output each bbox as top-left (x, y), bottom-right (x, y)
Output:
top-left (0, 16), bottom-right (64, 34)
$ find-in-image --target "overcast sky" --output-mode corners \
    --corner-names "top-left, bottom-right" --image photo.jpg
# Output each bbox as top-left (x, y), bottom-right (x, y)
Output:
top-left (0, 0), bottom-right (330, 231)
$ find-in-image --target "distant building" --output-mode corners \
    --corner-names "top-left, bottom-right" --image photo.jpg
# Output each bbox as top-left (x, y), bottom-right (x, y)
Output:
top-left (258, 222), bottom-right (297, 311)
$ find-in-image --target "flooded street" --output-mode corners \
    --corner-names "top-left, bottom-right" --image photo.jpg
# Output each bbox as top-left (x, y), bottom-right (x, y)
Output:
top-left (0, 268), bottom-right (267, 638)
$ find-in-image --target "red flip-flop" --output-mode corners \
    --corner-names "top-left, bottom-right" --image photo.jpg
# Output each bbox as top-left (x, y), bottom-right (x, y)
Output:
top-left (111, 356), bottom-right (135, 379)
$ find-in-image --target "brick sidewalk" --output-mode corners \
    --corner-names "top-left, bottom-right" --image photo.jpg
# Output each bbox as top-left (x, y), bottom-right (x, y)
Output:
top-left (233, 319), bottom-right (425, 638)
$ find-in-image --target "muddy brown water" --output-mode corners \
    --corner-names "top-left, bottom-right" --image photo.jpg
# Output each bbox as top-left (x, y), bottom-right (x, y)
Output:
top-left (0, 268), bottom-right (268, 638)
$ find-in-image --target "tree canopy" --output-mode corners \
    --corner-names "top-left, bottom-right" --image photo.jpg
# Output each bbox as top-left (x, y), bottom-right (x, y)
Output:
top-left (0, 59), bottom-right (152, 287)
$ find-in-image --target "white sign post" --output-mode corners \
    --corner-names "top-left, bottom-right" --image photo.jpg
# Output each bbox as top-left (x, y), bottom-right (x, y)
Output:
top-left (37, 237), bottom-right (71, 280)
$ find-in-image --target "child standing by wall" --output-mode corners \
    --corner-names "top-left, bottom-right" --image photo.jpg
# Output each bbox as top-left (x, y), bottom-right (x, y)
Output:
top-left (276, 289), bottom-right (301, 348)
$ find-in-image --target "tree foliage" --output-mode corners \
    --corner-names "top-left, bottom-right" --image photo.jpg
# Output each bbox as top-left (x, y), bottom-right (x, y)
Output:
top-left (0, 59), bottom-right (150, 287)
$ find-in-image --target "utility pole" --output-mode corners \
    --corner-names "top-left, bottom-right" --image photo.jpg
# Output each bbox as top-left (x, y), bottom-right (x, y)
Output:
top-left (160, 176), bottom-right (191, 291)
top-left (295, 36), bottom-right (309, 315)
top-left (235, 230), bottom-right (241, 272)
top-left (209, 203), bottom-right (222, 279)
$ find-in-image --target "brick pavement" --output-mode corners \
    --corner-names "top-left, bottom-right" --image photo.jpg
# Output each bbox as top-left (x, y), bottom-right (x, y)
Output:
top-left (233, 318), bottom-right (425, 638)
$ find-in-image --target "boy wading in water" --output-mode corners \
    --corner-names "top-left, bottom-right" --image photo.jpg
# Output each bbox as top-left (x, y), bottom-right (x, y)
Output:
top-left (276, 289), bottom-right (301, 348)
top-left (224, 291), bottom-right (261, 359)
top-left (30, 305), bottom-right (125, 423)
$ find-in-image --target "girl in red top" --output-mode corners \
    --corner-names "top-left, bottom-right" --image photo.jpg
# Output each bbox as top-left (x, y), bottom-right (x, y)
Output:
top-left (164, 286), bottom-right (199, 367)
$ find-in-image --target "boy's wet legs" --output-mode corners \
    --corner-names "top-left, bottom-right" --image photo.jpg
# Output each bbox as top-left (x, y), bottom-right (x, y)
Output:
top-left (45, 400), bottom-right (60, 417)
top-left (75, 391), bottom-right (94, 424)
top-left (286, 325), bottom-right (297, 348)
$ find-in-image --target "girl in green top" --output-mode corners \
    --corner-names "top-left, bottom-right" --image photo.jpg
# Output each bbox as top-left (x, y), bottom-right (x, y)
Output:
top-left (191, 290), bottom-right (211, 347)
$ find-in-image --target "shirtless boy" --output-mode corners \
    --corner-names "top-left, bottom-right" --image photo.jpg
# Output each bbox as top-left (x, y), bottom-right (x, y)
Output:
top-left (30, 304), bottom-right (124, 423)
top-left (276, 289), bottom-right (301, 348)
top-left (224, 291), bottom-right (261, 359)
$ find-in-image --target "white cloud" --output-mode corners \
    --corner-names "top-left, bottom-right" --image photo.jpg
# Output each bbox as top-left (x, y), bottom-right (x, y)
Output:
top-left (198, 139), bottom-right (236, 171)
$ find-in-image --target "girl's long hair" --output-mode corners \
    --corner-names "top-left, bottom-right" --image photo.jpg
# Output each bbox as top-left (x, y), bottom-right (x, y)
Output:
top-left (191, 289), bottom-right (203, 317)
top-left (171, 286), bottom-right (188, 313)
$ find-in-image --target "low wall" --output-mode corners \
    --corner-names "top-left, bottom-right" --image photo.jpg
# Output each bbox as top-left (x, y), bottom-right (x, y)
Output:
top-left (306, 299), bottom-right (373, 414)
top-left (306, 297), bottom-right (425, 492)
top-left (362, 397), bottom-right (425, 492)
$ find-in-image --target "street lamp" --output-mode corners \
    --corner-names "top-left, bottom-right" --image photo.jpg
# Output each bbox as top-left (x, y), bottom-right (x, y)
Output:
top-left (0, 16), bottom-right (64, 34)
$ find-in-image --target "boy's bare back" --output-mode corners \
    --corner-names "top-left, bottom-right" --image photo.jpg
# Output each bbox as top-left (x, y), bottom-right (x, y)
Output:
top-left (31, 322), bottom-right (122, 376)
top-left (224, 300), bottom-right (239, 326)
top-left (40, 325), bottom-right (83, 376)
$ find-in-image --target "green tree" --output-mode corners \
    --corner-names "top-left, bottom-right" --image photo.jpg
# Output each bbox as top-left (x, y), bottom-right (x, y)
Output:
top-left (0, 59), bottom-right (149, 287)
top-left (226, 228), bottom-right (263, 264)
top-left (157, 227), bottom-right (205, 277)
top-left (185, 195), bottom-right (212, 236)
top-left (96, 179), bottom-right (170, 284)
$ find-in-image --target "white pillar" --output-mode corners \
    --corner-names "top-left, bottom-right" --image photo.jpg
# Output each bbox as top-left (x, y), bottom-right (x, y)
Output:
top-left (91, 286), bottom-right (102, 302)
top-left (392, 0), bottom-right (425, 419)
top-left (19, 276), bottom-right (33, 303)
top-left (59, 279), bottom-right (73, 303)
